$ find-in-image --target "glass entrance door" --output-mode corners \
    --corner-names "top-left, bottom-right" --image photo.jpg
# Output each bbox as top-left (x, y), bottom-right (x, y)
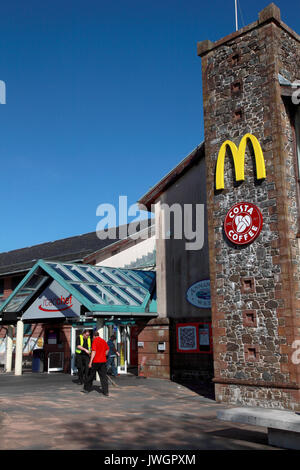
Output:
top-left (117, 325), bottom-right (130, 374)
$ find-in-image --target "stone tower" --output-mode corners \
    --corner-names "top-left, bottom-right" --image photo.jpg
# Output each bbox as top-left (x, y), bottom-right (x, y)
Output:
top-left (198, 3), bottom-right (300, 409)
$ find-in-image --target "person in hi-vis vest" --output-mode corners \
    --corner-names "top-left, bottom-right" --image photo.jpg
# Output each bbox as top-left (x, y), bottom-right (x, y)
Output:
top-left (75, 329), bottom-right (91, 384)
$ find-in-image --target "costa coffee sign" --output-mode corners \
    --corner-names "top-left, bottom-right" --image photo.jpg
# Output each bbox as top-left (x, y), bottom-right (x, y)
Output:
top-left (224, 202), bottom-right (263, 245)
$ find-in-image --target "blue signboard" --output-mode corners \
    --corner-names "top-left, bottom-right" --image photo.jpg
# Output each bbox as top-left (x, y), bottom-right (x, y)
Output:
top-left (186, 279), bottom-right (211, 309)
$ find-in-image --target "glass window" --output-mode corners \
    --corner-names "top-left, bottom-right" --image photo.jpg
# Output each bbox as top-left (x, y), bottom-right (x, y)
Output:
top-left (123, 270), bottom-right (155, 290)
top-left (11, 275), bottom-right (24, 290)
top-left (52, 265), bottom-right (74, 281)
top-left (118, 286), bottom-right (143, 305)
top-left (95, 269), bottom-right (116, 284)
top-left (3, 273), bottom-right (48, 312)
top-left (79, 267), bottom-right (104, 283)
top-left (24, 324), bottom-right (32, 335)
top-left (70, 283), bottom-right (103, 304)
top-left (70, 268), bottom-right (90, 282)
top-left (86, 284), bottom-right (124, 305)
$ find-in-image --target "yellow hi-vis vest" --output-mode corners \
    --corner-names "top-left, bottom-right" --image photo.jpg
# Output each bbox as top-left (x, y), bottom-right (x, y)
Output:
top-left (76, 335), bottom-right (91, 354)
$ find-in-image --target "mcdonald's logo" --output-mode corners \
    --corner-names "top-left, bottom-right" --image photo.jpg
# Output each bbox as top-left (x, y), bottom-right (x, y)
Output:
top-left (215, 133), bottom-right (266, 190)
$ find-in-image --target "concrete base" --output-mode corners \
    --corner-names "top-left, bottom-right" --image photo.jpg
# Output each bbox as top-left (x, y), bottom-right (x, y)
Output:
top-left (217, 406), bottom-right (300, 450)
top-left (268, 428), bottom-right (300, 450)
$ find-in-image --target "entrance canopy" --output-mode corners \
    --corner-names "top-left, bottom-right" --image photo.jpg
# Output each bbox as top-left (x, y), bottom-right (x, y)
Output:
top-left (0, 259), bottom-right (157, 323)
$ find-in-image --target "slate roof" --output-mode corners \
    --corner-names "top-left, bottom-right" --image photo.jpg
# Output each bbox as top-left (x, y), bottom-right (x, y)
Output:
top-left (0, 223), bottom-right (151, 276)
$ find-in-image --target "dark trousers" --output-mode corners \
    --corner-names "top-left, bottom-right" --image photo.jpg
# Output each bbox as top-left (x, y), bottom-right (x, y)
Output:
top-left (107, 355), bottom-right (118, 376)
top-left (76, 354), bottom-right (90, 384)
top-left (84, 362), bottom-right (108, 395)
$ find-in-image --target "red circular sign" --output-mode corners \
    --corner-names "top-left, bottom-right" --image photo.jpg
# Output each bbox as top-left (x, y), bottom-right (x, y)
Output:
top-left (224, 202), bottom-right (263, 245)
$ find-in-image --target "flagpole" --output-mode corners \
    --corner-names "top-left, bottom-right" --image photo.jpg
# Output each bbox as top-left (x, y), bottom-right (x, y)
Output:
top-left (235, 0), bottom-right (238, 31)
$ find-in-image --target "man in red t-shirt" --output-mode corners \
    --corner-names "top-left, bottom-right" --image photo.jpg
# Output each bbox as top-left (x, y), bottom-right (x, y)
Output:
top-left (82, 331), bottom-right (110, 396)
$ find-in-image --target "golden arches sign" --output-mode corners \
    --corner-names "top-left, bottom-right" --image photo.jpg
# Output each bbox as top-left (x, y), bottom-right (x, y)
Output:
top-left (215, 133), bottom-right (266, 190)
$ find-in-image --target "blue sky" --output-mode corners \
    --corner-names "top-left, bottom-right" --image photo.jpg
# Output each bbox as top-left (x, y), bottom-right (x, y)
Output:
top-left (0, 0), bottom-right (298, 252)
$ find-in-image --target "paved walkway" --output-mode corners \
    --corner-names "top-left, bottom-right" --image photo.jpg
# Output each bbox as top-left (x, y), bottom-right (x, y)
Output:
top-left (0, 372), bottom-right (280, 450)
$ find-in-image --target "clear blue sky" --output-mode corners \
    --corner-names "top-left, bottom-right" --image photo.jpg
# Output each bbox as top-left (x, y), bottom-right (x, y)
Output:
top-left (0, 0), bottom-right (298, 252)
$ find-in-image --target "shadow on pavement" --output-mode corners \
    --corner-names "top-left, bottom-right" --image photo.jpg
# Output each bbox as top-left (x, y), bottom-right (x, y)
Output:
top-left (206, 427), bottom-right (269, 446)
top-left (172, 378), bottom-right (215, 400)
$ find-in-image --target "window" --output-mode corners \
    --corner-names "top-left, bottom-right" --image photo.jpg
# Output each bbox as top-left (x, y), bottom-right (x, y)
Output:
top-left (0, 278), bottom-right (4, 297)
top-left (11, 275), bottom-right (24, 291)
top-left (24, 324), bottom-right (32, 335)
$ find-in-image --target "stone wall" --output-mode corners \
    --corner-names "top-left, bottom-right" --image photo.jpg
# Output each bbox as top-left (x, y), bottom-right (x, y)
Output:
top-left (198, 4), bottom-right (300, 409)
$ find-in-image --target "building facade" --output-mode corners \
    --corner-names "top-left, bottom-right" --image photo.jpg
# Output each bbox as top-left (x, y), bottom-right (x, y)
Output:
top-left (1, 2), bottom-right (300, 412)
top-left (138, 144), bottom-right (213, 382)
top-left (0, 224), bottom-right (149, 373)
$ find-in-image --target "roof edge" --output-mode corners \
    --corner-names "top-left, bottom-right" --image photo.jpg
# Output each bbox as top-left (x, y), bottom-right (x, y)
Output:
top-left (138, 142), bottom-right (205, 211)
top-left (197, 3), bottom-right (299, 58)
top-left (83, 223), bottom-right (155, 264)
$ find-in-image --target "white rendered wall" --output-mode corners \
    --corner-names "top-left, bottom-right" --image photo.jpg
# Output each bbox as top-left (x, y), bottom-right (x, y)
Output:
top-left (96, 236), bottom-right (156, 269)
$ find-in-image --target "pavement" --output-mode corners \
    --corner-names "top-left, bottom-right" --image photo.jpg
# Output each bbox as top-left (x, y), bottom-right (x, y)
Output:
top-left (0, 371), bottom-right (282, 450)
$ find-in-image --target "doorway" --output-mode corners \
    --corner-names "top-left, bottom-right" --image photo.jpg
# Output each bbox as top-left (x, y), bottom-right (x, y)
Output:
top-left (106, 323), bottom-right (132, 375)
top-left (117, 325), bottom-right (130, 374)
top-left (71, 326), bottom-right (94, 375)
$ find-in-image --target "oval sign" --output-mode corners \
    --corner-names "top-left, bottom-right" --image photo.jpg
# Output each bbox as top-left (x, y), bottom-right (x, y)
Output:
top-left (186, 279), bottom-right (211, 309)
top-left (224, 202), bottom-right (263, 245)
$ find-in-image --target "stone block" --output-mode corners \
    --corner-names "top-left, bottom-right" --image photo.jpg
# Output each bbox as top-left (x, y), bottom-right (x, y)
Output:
top-left (218, 406), bottom-right (300, 449)
top-left (197, 40), bottom-right (214, 57)
top-left (258, 3), bottom-right (281, 24)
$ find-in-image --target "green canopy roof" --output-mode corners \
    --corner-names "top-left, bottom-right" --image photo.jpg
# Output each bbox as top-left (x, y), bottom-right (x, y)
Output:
top-left (0, 259), bottom-right (157, 320)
